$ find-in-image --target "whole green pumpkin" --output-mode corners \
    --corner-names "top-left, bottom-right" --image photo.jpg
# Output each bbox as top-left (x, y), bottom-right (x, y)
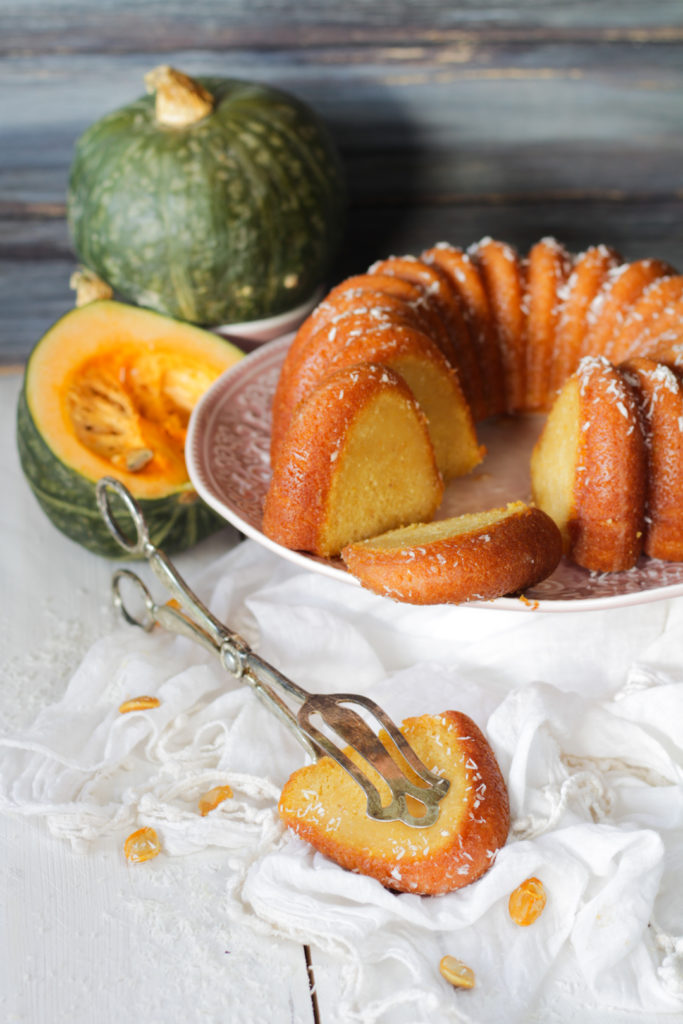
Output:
top-left (67, 67), bottom-right (346, 326)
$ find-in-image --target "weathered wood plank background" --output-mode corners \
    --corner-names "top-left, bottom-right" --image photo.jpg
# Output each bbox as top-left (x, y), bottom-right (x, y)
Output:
top-left (2, 0), bottom-right (682, 363)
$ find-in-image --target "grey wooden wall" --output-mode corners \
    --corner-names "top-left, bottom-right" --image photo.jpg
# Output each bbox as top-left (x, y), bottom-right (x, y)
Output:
top-left (2, 1), bottom-right (683, 364)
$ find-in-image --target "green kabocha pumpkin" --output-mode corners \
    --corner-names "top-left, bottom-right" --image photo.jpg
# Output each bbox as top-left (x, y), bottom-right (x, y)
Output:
top-left (67, 66), bottom-right (346, 326)
top-left (17, 299), bottom-right (243, 556)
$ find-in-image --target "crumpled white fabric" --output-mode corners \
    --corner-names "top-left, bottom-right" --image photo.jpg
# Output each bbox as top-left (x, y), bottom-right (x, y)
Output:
top-left (1, 538), bottom-right (682, 1023)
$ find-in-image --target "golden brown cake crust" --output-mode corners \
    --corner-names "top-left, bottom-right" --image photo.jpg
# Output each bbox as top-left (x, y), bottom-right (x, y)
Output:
top-left (327, 273), bottom-right (455, 356)
top-left (389, 252), bottom-right (489, 421)
top-left (609, 275), bottom-right (683, 363)
top-left (278, 710), bottom-right (510, 896)
top-left (582, 259), bottom-right (674, 360)
top-left (551, 244), bottom-right (621, 391)
top-left (525, 237), bottom-right (571, 411)
top-left (620, 356), bottom-right (683, 561)
top-left (341, 502), bottom-right (562, 605)
top-left (652, 341), bottom-right (683, 374)
top-left (470, 237), bottom-right (528, 413)
top-left (568, 356), bottom-right (648, 571)
top-left (423, 243), bottom-right (506, 418)
top-left (368, 255), bottom-right (464, 367)
top-left (278, 274), bottom-right (429, 368)
top-left (368, 256), bottom-right (460, 331)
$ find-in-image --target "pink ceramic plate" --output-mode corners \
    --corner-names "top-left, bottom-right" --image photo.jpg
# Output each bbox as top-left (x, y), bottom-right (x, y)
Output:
top-left (186, 336), bottom-right (683, 612)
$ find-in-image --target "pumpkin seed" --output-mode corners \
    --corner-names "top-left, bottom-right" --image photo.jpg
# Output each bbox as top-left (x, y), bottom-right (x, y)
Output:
top-left (439, 955), bottom-right (475, 989)
top-left (508, 876), bottom-right (547, 926)
top-left (124, 826), bottom-right (161, 863)
top-left (119, 695), bottom-right (160, 713)
top-left (124, 447), bottom-right (155, 472)
top-left (198, 785), bottom-right (234, 816)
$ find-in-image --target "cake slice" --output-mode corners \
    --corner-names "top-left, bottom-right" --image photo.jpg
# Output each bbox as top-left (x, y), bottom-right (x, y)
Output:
top-left (262, 363), bottom-right (444, 557)
top-left (278, 710), bottom-right (510, 895)
top-left (531, 356), bottom-right (647, 572)
top-left (342, 502), bottom-right (561, 604)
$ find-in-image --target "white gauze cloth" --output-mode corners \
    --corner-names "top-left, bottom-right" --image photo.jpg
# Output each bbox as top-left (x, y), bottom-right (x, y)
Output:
top-left (1, 539), bottom-right (683, 1023)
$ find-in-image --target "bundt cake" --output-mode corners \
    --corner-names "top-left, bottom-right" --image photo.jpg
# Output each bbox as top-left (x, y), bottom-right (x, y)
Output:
top-left (262, 362), bottom-right (443, 557)
top-left (278, 710), bottom-right (510, 895)
top-left (530, 356), bottom-right (648, 572)
top-left (341, 502), bottom-right (562, 605)
top-left (263, 235), bottom-right (683, 599)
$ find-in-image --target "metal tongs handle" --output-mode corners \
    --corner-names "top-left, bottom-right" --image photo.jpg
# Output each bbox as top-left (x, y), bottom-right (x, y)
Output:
top-left (96, 477), bottom-right (320, 761)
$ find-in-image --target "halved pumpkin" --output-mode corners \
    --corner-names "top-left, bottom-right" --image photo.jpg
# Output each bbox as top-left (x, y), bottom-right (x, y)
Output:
top-left (17, 300), bottom-right (243, 556)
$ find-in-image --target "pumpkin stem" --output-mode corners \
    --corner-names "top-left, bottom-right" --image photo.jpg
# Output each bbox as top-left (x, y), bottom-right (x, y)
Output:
top-left (144, 66), bottom-right (214, 127)
top-left (70, 267), bottom-right (113, 307)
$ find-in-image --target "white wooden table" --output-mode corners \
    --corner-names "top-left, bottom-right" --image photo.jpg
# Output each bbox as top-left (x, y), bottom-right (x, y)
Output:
top-left (0, 371), bottom-right (322, 1024)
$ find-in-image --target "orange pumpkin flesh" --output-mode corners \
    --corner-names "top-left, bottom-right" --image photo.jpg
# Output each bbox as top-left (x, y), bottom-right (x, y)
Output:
top-left (25, 299), bottom-right (243, 500)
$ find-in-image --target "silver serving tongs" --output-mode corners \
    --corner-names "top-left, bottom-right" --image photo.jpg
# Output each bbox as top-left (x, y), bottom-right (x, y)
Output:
top-left (95, 477), bottom-right (450, 828)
